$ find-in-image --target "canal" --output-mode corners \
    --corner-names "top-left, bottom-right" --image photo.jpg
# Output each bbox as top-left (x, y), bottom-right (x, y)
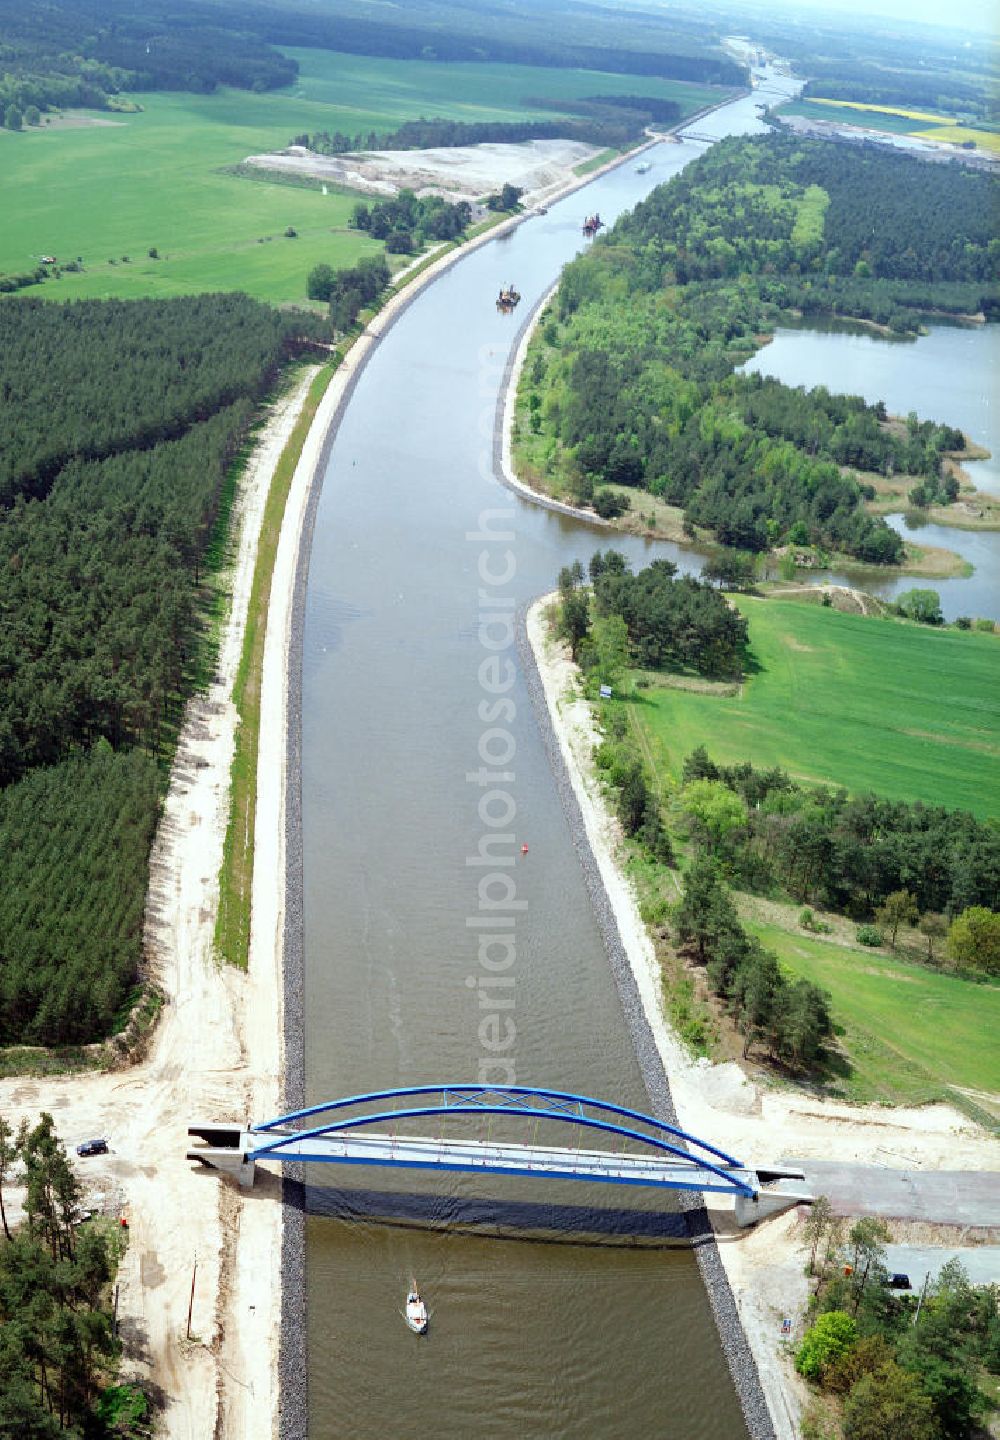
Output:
top-left (296, 77), bottom-right (797, 1439)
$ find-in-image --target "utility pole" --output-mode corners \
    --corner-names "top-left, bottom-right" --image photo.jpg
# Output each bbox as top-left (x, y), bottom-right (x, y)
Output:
top-left (913, 1270), bottom-right (930, 1326)
top-left (187, 1256), bottom-right (198, 1340)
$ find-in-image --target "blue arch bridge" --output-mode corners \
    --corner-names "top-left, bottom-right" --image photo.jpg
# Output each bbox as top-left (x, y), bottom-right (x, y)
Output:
top-left (188, 1085), bottom-right (811, 1226)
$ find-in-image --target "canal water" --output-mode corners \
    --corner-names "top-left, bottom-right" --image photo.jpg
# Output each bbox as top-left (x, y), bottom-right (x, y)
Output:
top-left (297, 75), bottom-right (797, 1440)
top-left (743, 322), bottom-right (1000, 620)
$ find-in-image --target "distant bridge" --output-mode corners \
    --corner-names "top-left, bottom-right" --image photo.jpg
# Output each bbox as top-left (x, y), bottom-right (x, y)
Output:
top-left (188, 1085), bottom-right (810, 1226)
top-left (677, 130), bottom-right (718, 144)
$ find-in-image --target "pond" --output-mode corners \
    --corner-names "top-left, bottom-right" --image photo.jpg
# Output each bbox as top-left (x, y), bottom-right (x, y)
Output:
top-left (743, 321), bottom-right (1000, 619)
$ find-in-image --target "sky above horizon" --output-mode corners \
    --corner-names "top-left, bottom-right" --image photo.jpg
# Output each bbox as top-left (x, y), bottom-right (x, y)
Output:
top-left (743, 0), bottom-right (997, 36)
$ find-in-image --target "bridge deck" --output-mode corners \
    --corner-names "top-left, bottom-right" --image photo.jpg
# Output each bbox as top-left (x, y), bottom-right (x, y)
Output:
top-left (247, 1131), bottom-right (757, 1195)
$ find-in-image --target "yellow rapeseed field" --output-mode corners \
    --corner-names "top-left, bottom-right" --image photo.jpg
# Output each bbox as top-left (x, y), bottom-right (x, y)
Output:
top-left (809, 98), bottom-right (948, 123)
top-left (914, 124), bottom-right (1000, 153)
top-left (807, 98), bottom-right (999, 154)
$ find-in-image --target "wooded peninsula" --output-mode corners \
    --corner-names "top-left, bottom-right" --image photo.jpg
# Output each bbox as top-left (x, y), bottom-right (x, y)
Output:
top-left (517, 133), bottom-right (999, 560)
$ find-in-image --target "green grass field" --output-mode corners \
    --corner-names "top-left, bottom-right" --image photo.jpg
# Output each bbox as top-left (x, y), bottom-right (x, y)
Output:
top-left (748, 919), bottom-right (1000, 1104)
top-left (634, 597), bottom-right (1000, 818)
top-left (0, 48), bottom-right (719, 306)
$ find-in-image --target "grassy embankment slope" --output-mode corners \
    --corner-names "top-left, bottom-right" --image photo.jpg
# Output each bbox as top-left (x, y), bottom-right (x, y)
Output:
top-left (746, 918), bottom-right (1000, 1105)
top-left (214, 362), bottom-right (332, 969)
top-left (630, 595), bottom-right (1000, 1104)
top-left (778, 98), bottom-right (1000, 155)
top-left (0, 47), bottom-right (718, 307)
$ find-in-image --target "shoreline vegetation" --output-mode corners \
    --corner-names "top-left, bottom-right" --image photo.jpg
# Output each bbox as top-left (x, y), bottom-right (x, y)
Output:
top-left (507, 293), bottom-right (981, 579)
top-left (540, 554), bottom-right (998, 1098)
top-left (865, 445), bottom-right (1000, 534)
top-left (215, 360), bottom-right (334, 969)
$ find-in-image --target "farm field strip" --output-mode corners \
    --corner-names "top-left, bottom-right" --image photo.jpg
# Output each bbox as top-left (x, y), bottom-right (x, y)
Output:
top-left (778, 97), bottom-right (1000, 153)
top-left (912, 124), bottom-right (1000, 153)
top-left (633, 598), bottom-right (1000, 817)
top-left (807, 99), bottom-right (959, 123)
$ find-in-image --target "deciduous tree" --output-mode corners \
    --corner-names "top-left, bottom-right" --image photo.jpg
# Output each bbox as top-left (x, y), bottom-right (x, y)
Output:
top-left (848, 1217), bottom-right (891, 1309)
top-left (801, 1195), bottom-right (835, 1276)
top-left (842, 1361), bottom-right (937, 1440)
top-left (703, 549), bottom-right (757, 590)
top-left (896, 588), bottom-right (943, 625)
top-left (795, 1311), bottom-right (857, 1381)
top-left (680, 779), bottom-right (747, 851)
top-left (918, 912), bottom-right (948, 964)
top-left (947, 906), bottom-right (1000, 975)
top-left (589, 615), bottom-right (630, 688)
top-left (875, 890), bottom-right (918, 949)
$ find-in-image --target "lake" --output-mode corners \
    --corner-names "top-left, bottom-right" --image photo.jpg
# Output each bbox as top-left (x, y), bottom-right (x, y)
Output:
top-left (743, 322), bottom-right (1000, 619)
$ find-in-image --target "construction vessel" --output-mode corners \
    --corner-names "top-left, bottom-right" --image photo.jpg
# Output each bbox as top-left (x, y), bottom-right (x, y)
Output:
top-left (496, 284), bottom-right (521, 312)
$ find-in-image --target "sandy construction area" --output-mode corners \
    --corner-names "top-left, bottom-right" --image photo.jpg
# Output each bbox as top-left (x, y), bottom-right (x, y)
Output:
top-left (244, 138), bottom-right (601, 204)
top-left (525, 597), bottom-right (998, 1440)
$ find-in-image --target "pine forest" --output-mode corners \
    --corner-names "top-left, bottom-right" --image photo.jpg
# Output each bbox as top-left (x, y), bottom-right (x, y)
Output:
top-left (0, 294), bottom-right (324, 1046)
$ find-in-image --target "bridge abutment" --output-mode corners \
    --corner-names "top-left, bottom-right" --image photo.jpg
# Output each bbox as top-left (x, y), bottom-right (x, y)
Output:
top-left (734, 1173), bottom-right (812, 1227)
top-left (187, 1122), bottom-right (257, 1188)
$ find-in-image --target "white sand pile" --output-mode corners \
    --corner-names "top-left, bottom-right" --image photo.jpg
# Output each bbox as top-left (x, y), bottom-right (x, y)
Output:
top-left (244, 138), bottom-right (601, 203)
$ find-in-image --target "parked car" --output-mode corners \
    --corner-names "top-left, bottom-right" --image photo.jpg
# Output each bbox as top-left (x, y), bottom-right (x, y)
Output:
top-left (76, 1138), bottom-right (109, 1157)
top-left (889, 1273), bottom-right (911, 1290)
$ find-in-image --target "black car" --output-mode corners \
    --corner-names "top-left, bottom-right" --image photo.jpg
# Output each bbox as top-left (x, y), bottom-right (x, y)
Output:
top-left (889, 1273), bottom-right (911, 1290)
top-left (76, 1138), bottom-right (109, 1157)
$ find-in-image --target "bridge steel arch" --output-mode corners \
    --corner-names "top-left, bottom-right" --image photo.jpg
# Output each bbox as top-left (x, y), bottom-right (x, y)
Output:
top-left (244, 1084), bottom-right (756, 1197)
